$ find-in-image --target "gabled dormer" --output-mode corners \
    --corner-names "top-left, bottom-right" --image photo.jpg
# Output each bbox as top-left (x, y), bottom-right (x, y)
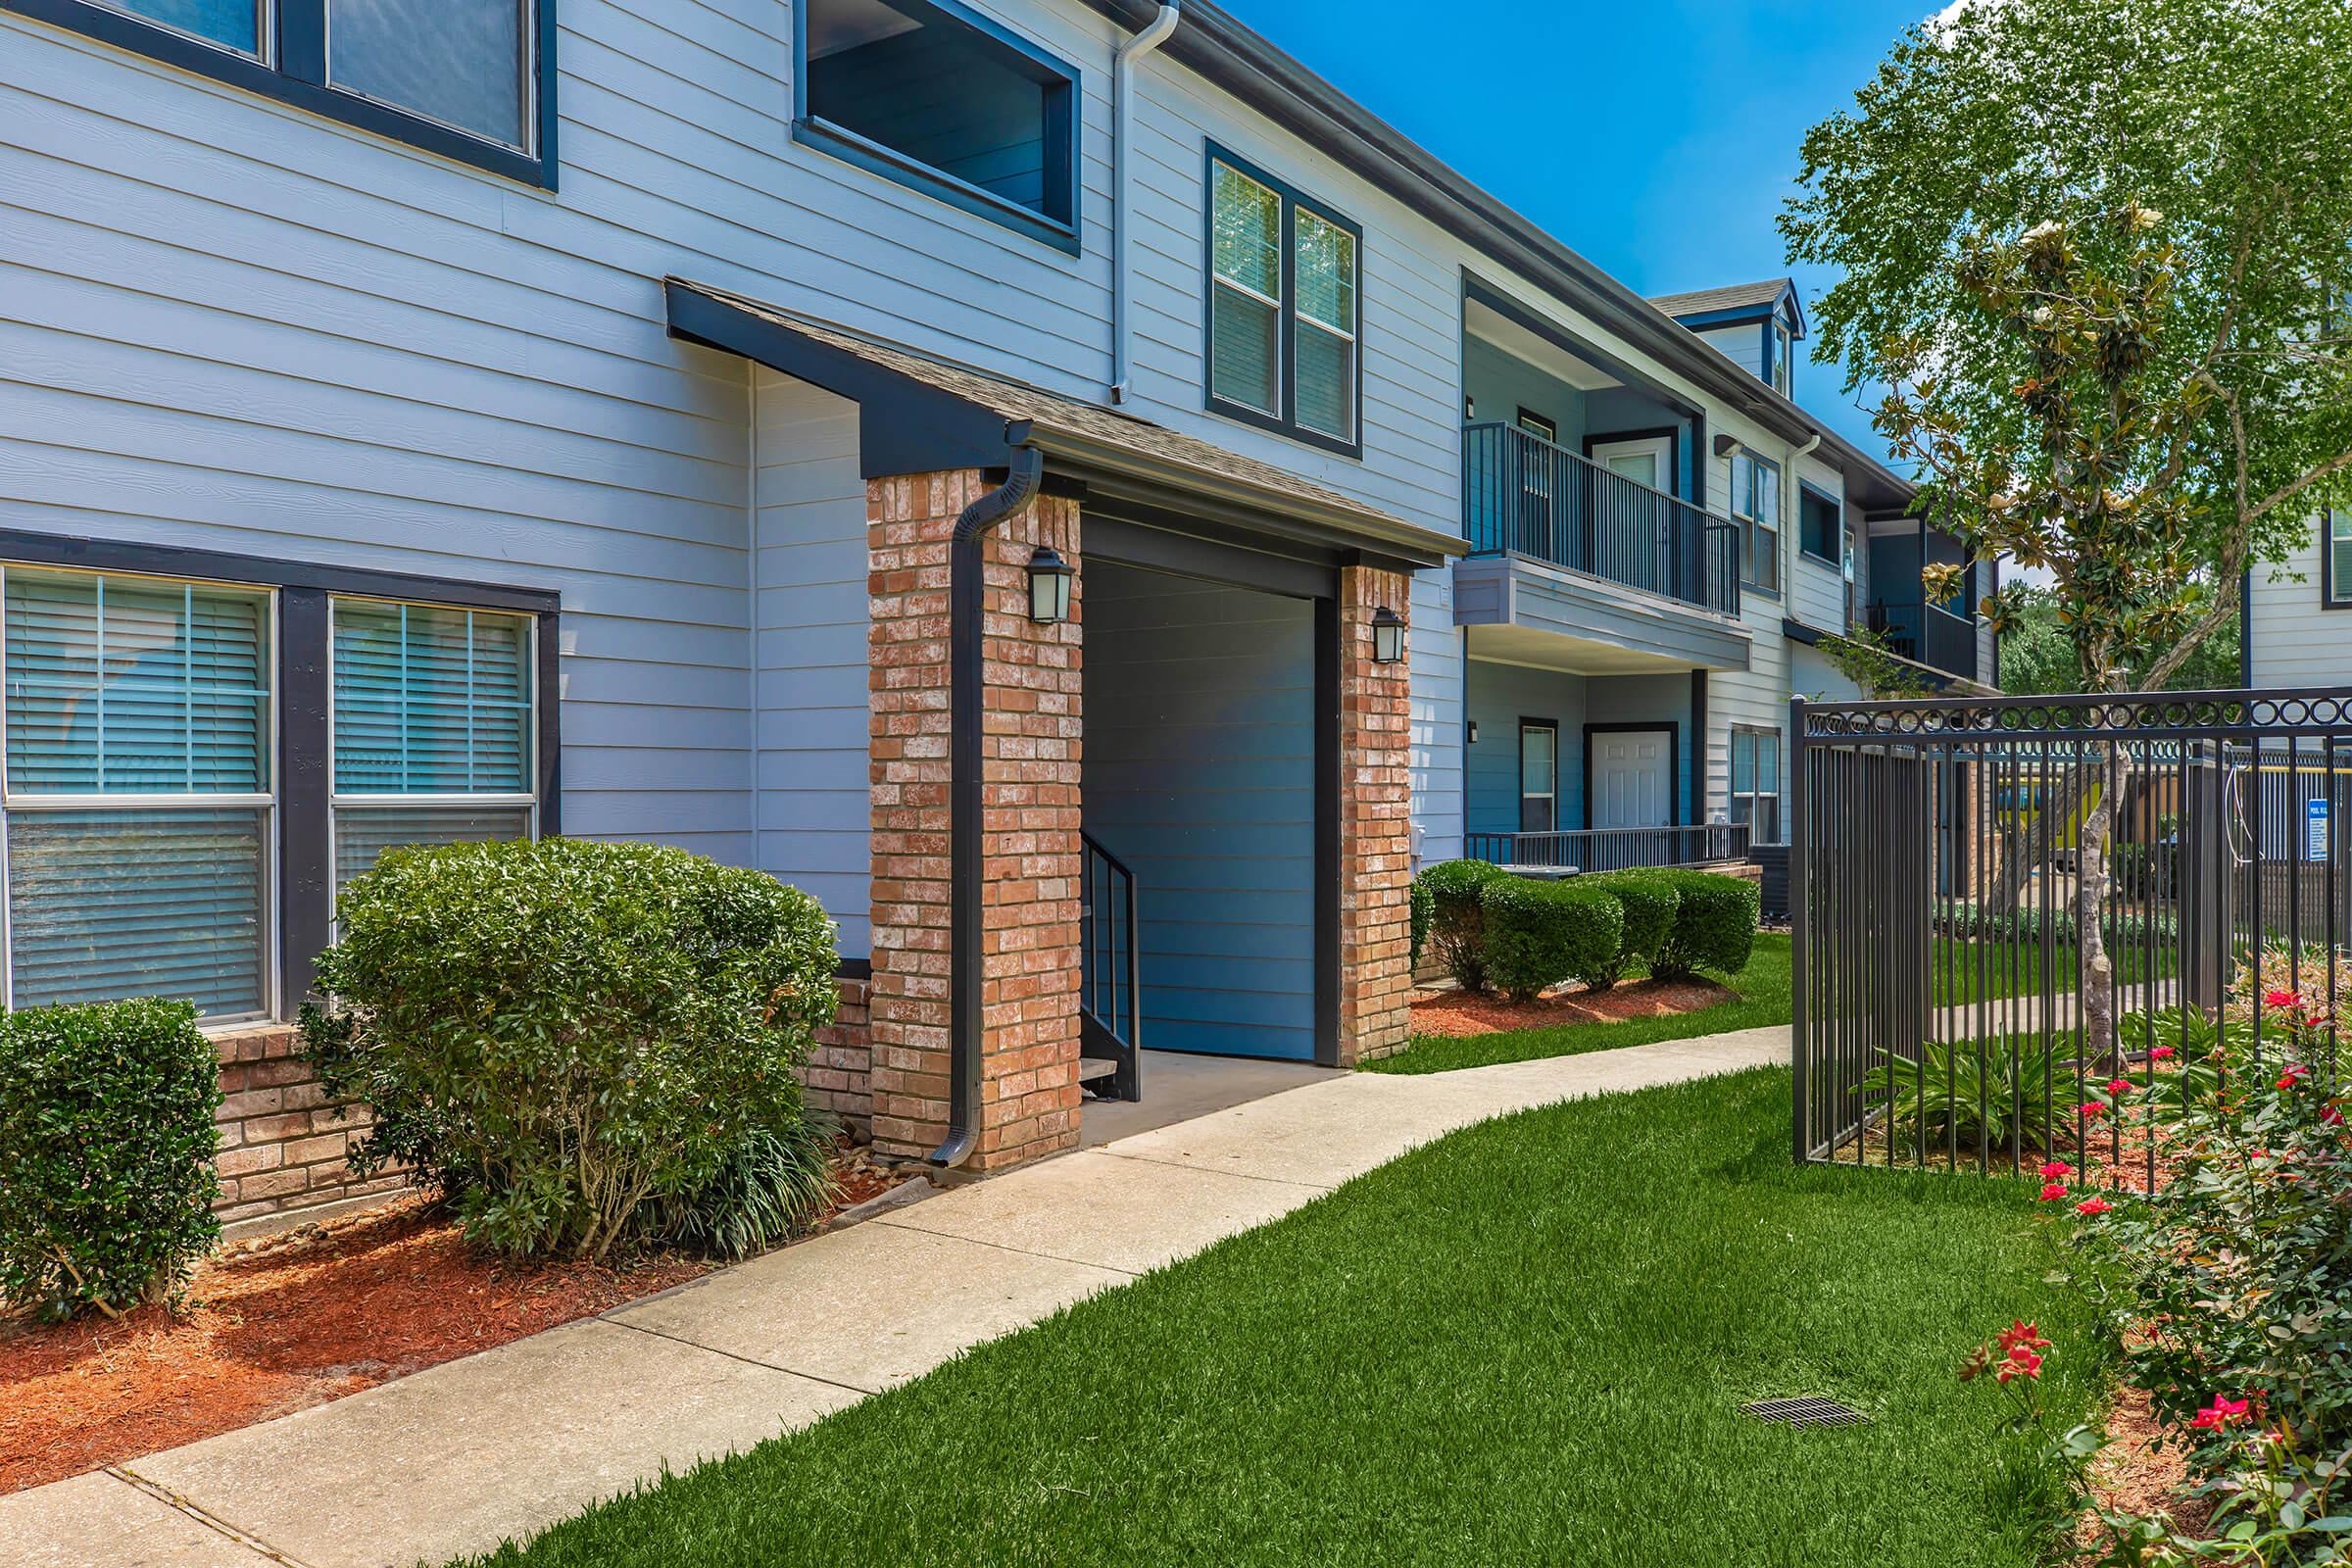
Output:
top-left (1649, 279), bottom-right (1807, 400)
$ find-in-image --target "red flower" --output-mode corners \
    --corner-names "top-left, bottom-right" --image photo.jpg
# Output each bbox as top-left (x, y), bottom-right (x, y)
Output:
top-left (2081, 1102), bottom-right (2107, 1120)
top-left (2076, 1197), bottom-right (2114, 1215)
top-left (2278, 1065), bottom-right (2311, 1091)
top-left (2106, 1077), bottom-right (2132, 1098)
top-left (2149, 1045), bottom-right (2177, 1062)
top-left (2039, 1181), bottom-right (2069, 1201)
top-left (2267, 989), bottom-right (2304, 1010)
top-left (1996, 1321), bottom-right (2051, 1356)
top-left (2327, 1105), bottom-right (2346, 1127)
top-left (2191, 1396), bottom-right (2252, 1431)
top-left (1995, 1347), bottom-right (2044, 1384)
top-left (2038, 1160), bottom-right (2071, 1179)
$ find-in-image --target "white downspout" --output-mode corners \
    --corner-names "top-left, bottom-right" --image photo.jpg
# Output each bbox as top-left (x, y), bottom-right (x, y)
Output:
top-left (1111, 0), bottom-right (1181, 406)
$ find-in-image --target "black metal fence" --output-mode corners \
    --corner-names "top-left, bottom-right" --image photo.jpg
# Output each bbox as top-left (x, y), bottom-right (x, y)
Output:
top-left (1792, 689), bottom-right (2352, 1191)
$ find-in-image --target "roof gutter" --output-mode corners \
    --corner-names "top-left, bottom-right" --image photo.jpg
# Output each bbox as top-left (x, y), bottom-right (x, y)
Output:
top-left (931, 440), bottom-right (1048, 1170)
top-left (1110, 1), bottom-right (1181, 406)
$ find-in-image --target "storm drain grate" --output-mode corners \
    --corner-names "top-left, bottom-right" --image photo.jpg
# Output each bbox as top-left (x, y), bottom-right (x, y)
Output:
top-left (1741, 1396), bottom-right (1868, 1428)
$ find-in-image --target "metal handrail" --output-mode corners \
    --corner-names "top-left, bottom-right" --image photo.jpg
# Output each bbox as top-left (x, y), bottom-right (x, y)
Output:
top-left (1461, 421), bottom-right (1740, 616)
top-left (1080, 832), bottom-right (1141, 1050)
top-left (1463, 823), bottom-right (1754, 873)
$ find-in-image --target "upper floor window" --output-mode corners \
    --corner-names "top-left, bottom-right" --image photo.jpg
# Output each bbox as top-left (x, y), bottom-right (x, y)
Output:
top-left (1772, 319), bottom-right (1794, 397)
top-left (795, 0), bottom-right (1080, 255)
top-left (18, 0), bottom-right (551, 184)
top-left (1731, 451), bottom-right (1782, 594)
top-left (1798, 484), bottom-right (1840, 564)
top-left (2328, 512), bottom-right (2352, 607)
top-left (1205, 147), bottom-right (1363, 456)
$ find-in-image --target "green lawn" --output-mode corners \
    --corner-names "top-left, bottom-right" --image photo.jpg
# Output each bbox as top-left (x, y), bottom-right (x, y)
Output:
top-left (466, 1068), bottom-right (2100, 1568)
top-left (1932, 936), bottom-right (2177, 1006)
top-left (1363, 930), bottom-right (1792, 1075)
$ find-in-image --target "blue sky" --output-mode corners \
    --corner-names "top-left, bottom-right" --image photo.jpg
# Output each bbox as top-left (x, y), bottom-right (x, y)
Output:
top-left (1223, 0), bottom-right (1937, 466)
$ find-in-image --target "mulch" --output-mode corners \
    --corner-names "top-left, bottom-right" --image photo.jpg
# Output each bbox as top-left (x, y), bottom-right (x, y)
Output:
top-left (1408, 975), bottom-right (1738, 1038)
top-left (0, 1145), bottom-right (902, 1495)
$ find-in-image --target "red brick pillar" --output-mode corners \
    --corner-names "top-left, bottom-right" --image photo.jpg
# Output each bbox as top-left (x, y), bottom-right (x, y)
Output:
top-left (866, 471), bottom-right (1084, 1170)
top-left (1337, 565), bottom-right (1415, 1064)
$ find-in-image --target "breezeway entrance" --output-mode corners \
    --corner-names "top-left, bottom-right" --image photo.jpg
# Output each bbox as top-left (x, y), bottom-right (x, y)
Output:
top-left (1084, 559), bottom-right (1318, 1062)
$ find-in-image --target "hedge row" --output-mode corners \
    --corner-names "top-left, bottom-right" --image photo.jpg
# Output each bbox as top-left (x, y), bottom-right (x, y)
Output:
top-left (1413, 859), bottom-right (1760, 1001)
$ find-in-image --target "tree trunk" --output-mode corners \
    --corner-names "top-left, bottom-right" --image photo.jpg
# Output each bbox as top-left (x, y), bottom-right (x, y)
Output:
top-left (2075, 741), bottom-right (2121, 1071)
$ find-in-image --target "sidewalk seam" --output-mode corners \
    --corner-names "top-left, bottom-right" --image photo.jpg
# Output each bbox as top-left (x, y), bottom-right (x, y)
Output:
top-left (598, 1317), bottom-right (884, 1399)
top-left (107, 1465), bottom-right (312, 1568)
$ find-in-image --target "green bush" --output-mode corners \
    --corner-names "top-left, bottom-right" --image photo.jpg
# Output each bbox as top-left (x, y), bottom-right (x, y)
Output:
top-left (1408, 874), bottom-right (1436, 971)
top-left (1480, 878), bottom-right (1624, 1004)
top-left (1416, 859), bottom-right (1512, 993)
top-left (301, 838), bottom-right (841, 1263)
top-left (1858, 1033), bottom-right (2087, 1155)
top-left (1650, 870), bottom-right (1761, 980)
top-left (1576, 871), bottom-right (1681, 990)
top-left (0, 999), bottom-right (220, 1320)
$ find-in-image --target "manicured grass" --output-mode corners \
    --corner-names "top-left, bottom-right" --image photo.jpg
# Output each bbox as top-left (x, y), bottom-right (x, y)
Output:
top-left (466, 1068), bottom-right (2100, 1568)
top-left (1362, 930), bottom-right (1792, 1075)
top-left (1932, 936), bottom-right (2177, 1006)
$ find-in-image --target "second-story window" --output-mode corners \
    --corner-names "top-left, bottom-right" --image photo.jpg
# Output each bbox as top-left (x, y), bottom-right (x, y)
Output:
top-left (1205, 147), bottom-right (1363, 456)
top-left (1731, 451), bottom-right (1782, 594)
top-left (2328, 512), bottom-right (2352, 607)
top-left (26, 0), bottom-right (550, 183)
top-left (796, 0), bottom-right (1080, 254)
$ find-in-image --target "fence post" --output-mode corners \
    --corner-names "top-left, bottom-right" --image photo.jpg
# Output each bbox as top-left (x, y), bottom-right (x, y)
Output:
top-left (1789, 694), bottom-right (1810, 1165)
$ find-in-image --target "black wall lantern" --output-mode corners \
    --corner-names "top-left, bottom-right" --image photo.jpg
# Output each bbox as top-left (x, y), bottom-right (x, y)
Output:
top-left (1026, 545), bottom-right (1074, 624)
top-left (1370, 605), bottom-right (1406, 663)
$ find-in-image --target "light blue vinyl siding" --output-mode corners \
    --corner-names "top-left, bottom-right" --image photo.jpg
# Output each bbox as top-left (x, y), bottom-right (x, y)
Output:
top-left (1464, 661), bottom-right (1584, 838)
top-left (1083, 562), bottom-right (1314, 1061)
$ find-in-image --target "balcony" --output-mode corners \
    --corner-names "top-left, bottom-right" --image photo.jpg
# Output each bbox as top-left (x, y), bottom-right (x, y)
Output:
top-left (1871, 601), bottom-right (1977, 680)
top-left (1463, 422), bottom-right (1740, 617)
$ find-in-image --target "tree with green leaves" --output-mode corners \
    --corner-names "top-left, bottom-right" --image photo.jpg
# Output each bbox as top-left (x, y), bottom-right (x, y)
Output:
top-left (1784, 0), bottom-right (2352, 1061)
top-left (1997, 583), bottom-right (2239, 696)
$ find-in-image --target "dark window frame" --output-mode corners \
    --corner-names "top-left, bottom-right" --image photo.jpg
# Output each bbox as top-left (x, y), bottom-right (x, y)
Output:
top-left (0, 525), bottom-right (560, 1016)
top-left (1797, 480), bottom-right (1842, 567)
top-left (791, 0), bottom-right (1082, 257)
top-left (6, 0), bottom-right (559, 187)
top-left (1731, 449), bottom-right (1783, 597)
top-left (1201, 142), bottom-right (1365, 459)
top-left (2323, 510), bottom-right (2352, 612)
top-left (1729, 723), bottom-right (1783, 845)
top-left (1517, 716), bottom-right (1558, 834)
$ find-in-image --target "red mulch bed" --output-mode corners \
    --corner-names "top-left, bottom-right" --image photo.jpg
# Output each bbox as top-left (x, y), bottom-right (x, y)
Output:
top-left (1409, 975), bottom-right (1738, 1037)
top-left (0, 1146), bottom-right (902, 1494)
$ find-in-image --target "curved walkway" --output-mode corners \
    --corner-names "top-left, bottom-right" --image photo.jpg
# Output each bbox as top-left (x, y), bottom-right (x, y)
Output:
top-left (5, 1026), bottom-right (1784, 1568)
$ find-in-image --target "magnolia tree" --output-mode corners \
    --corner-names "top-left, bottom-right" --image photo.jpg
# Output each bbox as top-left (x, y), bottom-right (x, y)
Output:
top-left (1785, 0), bottom-right (2352, 1058)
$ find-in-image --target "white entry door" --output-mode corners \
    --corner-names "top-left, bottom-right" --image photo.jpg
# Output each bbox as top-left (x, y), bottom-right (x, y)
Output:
top-left (1590, 729), bottom-right (1674, 829)
top-left (1589, 435), bottom-right (1674, 494)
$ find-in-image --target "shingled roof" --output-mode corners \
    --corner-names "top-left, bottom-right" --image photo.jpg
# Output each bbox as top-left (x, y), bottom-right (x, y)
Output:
top-left (666, 279), bottom-right (1461, 566)
top-left (1649, 279), bottom-right (1805, 334)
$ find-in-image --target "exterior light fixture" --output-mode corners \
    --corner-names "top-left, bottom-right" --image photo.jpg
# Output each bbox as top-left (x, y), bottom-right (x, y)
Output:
top-left (1370, 605), bottom-right (1406, 663)
top-left (1026, 545), bottom-right (1074, 624)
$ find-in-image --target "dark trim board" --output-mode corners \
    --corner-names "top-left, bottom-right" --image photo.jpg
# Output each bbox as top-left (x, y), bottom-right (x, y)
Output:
top-left (1582, 721), bottom-right (1682, 832)
top-left (0, 525), bottom-right (562, 614)
top-left (1079, 509), bottom-right (1341, 602)
top-left (1313, 597), bottom-right (1342, 1067)
top-left (1201, 142), bottom-right (1367, 461)
top-left (1689, 669), bottom-right (1709, 825)
top-left (5, 0), bottom-right (560, 187)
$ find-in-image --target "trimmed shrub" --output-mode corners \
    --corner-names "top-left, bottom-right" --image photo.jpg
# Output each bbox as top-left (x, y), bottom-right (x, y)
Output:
top-left (1575, 870), bottom-right (1681, 990)
top-left (301, 838), bottom-right (841, 1263)
top-left (1650, 870), bottom-right (1761, 980)
top-left (1416, 858), bottom-right (1513, 993)
top-left (1408, 874), bottom-right (1436, 971)
top-left (1481, 878), bottom-right (1625, 1004)
top-left (0, 999), bottom-right (221, 1320)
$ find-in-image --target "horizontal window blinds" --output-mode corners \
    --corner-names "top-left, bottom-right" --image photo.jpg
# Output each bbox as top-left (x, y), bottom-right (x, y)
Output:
top-left (332, 600), bottom-right (530, 794)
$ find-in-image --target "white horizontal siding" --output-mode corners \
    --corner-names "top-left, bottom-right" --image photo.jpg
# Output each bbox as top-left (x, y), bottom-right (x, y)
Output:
top-left (2251, 514), bottom-right (2352, 687)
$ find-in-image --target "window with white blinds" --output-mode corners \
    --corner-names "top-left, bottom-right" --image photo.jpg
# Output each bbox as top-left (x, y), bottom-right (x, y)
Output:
top-left (1, 567), bottom-right (274, 1019)
top-left (1204, 146), bottom-right (1363, 455)
top-left (329, 598), bottom-right (536, 895)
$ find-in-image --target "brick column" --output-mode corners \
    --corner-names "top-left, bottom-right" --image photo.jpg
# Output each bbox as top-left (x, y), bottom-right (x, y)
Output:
top-left (866, 471), bottom-right (1084, 1170)
top-left (1336, 565), bottom-right (1415, 1064)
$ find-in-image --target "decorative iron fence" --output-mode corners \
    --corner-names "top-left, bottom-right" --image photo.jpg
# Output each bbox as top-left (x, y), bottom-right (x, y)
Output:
top-left (1080, 832), bottom-right (1141, 1102)
top-left (1791, 689), bottom-right (2352, 1192)
top-left (1462, 422), bottom-right (1740, 616)
top-left (1465, 823), bottom-right (1750, 874)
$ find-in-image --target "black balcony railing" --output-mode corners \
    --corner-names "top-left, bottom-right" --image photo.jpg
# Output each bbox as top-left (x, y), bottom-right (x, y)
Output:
top-left (1871, 602), bottom-right (1978, 680)
top-left (1463, 422), bottom-right (1740, 616)
top-left (1463, 823), bottom-right (1751, 874)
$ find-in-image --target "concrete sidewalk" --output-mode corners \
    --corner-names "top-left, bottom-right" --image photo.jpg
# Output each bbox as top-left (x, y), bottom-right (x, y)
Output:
top-left (3, 1027), bottom-right (1784, 1568)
